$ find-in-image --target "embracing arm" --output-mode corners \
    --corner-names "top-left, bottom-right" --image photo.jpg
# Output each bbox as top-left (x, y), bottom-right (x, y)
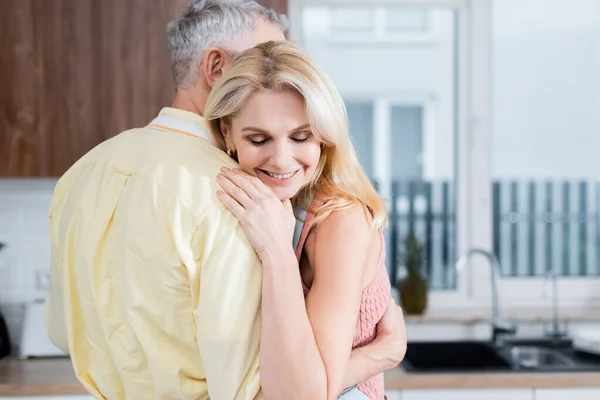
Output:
top-left (260, 234), bottom-right (406, 399)
top-left (259, 249), bottom-right (327, 399)
top-left (217, 168), bottom-right (405, 399)
top-left (301, 206), bottom-right (377, 398)
top-left (342, 300), bottom-right (407, 391)
top-left (259, 205), bottom-right (381, 399)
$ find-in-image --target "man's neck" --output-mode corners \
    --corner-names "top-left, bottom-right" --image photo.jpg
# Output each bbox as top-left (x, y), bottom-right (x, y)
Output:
top-left (171, 90), bottom-right (206, 117)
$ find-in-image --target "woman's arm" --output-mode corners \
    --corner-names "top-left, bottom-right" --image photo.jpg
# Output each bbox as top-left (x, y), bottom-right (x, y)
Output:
top-left (259, 249), bottom-right (328, 399)
top-left (259, 222), bottom-right (406, 398)
top-left (343, 299), bottom-right (407, 390)
top-left (217, 168), bottom-right (404, 398)
top-left (302, 205), bottom-right (379, 398)
top-left (217, 168), bottom-right (327, 399)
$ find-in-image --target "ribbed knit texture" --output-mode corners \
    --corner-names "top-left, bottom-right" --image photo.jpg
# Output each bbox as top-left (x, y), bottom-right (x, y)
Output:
top-left (295, 199), bottom-right (390, 400)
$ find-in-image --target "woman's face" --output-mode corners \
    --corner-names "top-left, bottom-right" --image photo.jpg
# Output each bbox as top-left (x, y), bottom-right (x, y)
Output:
top-left (224, 89), bottom-right (322, 201)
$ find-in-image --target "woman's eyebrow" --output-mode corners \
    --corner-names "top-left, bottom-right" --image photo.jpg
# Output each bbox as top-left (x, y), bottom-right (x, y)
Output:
top-left (241, 124), bottom-right (311, 134)
top-left (290, 124), bottom-right (310, 133)
top-left (241, 126), bottom-right (270, 134)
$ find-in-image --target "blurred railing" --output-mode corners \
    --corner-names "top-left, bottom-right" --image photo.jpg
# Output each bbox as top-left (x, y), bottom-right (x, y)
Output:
top-left (387, 180), bottom-right (457, 290)
top-left (385, 180), bottom-right (600, 290)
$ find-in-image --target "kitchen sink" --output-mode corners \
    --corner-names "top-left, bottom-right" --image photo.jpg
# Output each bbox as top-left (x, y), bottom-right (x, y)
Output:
top-left (508, 345), bottom-right (574, 369)
top-left (402, 338), bottom-right (600, 373)
top-left (402, 341), bottom-right (512, 372)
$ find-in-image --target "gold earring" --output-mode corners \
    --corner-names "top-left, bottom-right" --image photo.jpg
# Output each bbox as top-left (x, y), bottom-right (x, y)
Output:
top-left (227, 148), bottom-right (232, 156)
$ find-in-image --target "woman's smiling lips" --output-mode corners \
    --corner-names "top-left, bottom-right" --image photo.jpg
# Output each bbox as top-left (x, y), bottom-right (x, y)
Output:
top-left (257, 168), bottom-right (301, 186)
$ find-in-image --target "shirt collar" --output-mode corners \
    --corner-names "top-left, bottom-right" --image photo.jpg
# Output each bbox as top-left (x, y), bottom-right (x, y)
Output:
top-left (148, 107), bottom-right (215, 145)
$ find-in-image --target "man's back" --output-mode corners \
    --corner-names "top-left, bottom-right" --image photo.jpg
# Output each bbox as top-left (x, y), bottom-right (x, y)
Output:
top-left (46, 111), bottom-right (264, 399)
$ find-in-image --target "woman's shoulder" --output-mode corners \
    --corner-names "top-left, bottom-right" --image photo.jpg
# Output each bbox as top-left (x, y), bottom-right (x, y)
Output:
top-left (308, 202), bottom-right (379, 253)
top-left (303, 201), bottom-right (382, 288)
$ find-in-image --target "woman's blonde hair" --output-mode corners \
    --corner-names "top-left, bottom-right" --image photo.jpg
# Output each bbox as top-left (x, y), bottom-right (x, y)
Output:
top-left (205, 40), bottom-right (387, 230)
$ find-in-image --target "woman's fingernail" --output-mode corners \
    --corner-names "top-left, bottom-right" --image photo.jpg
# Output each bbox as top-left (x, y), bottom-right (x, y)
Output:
top-left (217, 173), bottom-right (223, 179)
top-left (217, 190), bottom-right (223, 195)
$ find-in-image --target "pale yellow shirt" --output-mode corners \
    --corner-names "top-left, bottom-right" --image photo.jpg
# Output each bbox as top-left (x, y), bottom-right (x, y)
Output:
top-left (45, 108), bottom-right (263, 400)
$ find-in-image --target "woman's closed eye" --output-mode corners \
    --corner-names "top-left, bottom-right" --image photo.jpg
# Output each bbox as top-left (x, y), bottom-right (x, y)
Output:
top-left (290, 131), bottom-right (313, 143)
top-left (249, 138), bottom-right (269, 145)
top-left (246, 134), bottom-right (270, 146)
top-left (245, 131), bottom-right (313, 145)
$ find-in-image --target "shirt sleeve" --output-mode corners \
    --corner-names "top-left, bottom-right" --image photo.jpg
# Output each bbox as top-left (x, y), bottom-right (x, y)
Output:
top-left (45, 187), bottom-right (70, 355)
top-left (190, 207), bottom-right (264, 400)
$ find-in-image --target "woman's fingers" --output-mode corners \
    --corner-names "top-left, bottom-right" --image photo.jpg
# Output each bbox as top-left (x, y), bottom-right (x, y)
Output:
top-left (219, 167), bottom-right (265, 199)
top-left (217, 190), bottom-right (246, 220)
top-left (217, 172), bottom-right (253, 209)
top-left (231, 168), bottom-right (273, 196)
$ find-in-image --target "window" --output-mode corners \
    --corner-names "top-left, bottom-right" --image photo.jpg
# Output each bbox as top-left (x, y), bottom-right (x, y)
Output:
top-left (301, 7), bottom-right (439, 43)
top-left (290, 0), bottom-right (600, 316)
top-left (491, 0), bottom-right (600, 282)
top-left (462, 0), bottom-right (600, 310)
top-left (331, 8), bottom-right (375, 33)
top-left (292, 3), bottom-right (459, 295)
top-left (390, 106), bottom-right (423, 181)
top-left (345, 101), bottom-right (374, 178)
top-left (386, 9), bottom-right (429, 33)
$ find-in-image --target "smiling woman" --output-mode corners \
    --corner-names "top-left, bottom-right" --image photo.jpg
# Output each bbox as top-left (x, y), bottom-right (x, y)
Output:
top-left (205, 40), bottom-right (387, 230)
top-left (204, 40), bottom-right (403, 400)
top-left (221, 88), bottom-right (322, 201)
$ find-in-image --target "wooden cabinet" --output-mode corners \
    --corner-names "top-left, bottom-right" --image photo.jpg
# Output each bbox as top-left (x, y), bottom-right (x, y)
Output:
top-left (535, 388), bottom-right (600, 400)
top-left (385, 391), bottom-right (402, 400)
top-left (386, 388), bottom-right (600, 400)
top-left (0, 0), bottom-right (289, 177)
top-left (0, 0), bottom-right (189, 176)
top-left (258, 0), bottom-right (288, 15)
top-left (401, 389), bottom-right (533, 400)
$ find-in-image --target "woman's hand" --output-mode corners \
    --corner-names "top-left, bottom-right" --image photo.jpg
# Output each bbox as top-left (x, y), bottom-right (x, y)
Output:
top-left (373, 298), bottom-right (407, 369)
top-left (217, 167), bottom-right (296, 261)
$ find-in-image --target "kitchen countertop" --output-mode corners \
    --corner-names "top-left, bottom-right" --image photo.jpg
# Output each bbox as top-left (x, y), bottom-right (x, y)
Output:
top-left (404, 307), bottom-right (600, 324)
top-left (0, 357), bottom-right (87, 396)
top-left (2, 358), bottom-right (600, 396)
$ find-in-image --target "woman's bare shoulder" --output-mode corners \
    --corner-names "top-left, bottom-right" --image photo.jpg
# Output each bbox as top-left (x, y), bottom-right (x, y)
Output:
top-left (305, 203), bottom-right (380, 281)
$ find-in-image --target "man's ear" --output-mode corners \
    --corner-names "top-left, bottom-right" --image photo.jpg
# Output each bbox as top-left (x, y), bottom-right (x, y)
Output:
top-left (200, 48), bottom-right (231, 88)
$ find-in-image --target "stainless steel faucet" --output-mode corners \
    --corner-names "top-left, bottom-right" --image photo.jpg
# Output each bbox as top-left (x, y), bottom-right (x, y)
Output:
top-left (544, 270), bottom-right (567, 339)
top-left (456, 248), bottom-right (517, 347)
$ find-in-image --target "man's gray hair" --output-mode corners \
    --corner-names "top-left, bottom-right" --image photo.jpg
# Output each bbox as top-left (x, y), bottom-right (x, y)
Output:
top-left (166, 0), bottom-right (289, 89)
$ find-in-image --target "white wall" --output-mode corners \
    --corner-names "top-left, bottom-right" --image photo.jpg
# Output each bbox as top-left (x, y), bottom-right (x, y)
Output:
top-left (492, 0), bottom-right (600, 180)
top-left (0, 179), bottom-right (57, 344)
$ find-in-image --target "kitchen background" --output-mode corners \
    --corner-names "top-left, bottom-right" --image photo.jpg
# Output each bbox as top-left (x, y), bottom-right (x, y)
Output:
top-left (1, 0), bottom-right (600, 398)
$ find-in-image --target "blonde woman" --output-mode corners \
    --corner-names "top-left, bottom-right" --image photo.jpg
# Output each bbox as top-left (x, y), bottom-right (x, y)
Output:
top-left (206, 41), bottom-right (405, 400)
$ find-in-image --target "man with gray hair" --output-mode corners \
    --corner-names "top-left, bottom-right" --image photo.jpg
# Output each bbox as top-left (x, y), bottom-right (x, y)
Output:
top-left (167, 0), bottom-right (287, 117)
top-left (46, 1), bottom-right (287, 399)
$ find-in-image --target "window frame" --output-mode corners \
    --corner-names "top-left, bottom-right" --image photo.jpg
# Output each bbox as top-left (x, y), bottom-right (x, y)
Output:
top-left (288, 0), bottom-right (600, 317)
top-left (325, 7), bottom-right (441, 45)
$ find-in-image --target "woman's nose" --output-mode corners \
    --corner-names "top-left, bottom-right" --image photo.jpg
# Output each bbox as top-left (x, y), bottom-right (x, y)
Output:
top-left (269, 142), bottom-right (294, 170)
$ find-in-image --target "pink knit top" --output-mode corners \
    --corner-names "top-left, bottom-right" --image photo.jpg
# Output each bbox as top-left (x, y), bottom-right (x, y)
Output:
top-left (294, 200), bottom-right (390, 400)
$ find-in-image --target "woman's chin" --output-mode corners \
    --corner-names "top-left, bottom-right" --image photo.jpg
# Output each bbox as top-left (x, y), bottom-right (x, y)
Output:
top-left (270, 186), bottom-right (300, 202)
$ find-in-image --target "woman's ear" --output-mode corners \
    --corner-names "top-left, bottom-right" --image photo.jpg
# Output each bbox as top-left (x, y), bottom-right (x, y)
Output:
top-left (220, 120), bottom-right (234, 152)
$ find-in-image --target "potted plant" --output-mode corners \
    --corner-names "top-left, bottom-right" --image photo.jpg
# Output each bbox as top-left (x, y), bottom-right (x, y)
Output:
top-left (397, 234), bottom-right (428, 315)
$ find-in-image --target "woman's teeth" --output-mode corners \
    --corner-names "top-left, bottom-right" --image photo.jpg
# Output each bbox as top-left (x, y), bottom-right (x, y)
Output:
top-left (265, 170), bottom-right (296, 180)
